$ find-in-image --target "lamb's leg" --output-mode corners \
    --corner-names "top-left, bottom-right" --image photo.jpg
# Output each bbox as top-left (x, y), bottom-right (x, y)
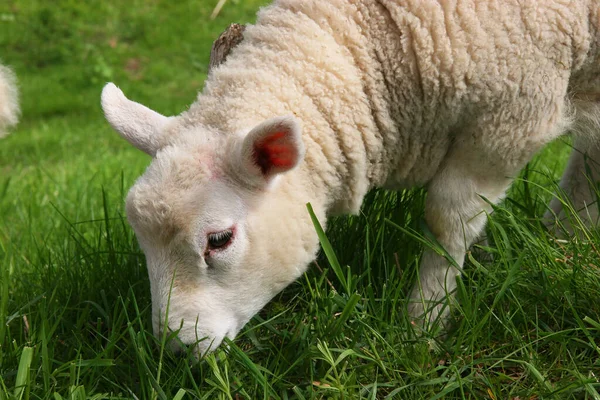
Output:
top-left (407, 153), bottom-right (512, 328)
top-left (544, 139), bottom-right (600, 234)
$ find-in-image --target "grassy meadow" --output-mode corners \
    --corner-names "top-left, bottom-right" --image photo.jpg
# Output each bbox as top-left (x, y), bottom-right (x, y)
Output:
top-left (1, 0), bottom-right (600, 398)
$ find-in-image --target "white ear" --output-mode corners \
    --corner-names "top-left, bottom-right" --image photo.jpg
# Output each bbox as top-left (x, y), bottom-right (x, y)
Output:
top-left (238, 116), bottom-right (304, 186)
top-left (101, 83), bottom-right (171, 156)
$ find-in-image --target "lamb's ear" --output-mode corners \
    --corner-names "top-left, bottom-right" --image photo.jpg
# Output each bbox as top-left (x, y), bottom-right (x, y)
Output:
top-left (101, 83), bottom-right (171, 156)
top-left (239, 116), bottom-right (304, 184)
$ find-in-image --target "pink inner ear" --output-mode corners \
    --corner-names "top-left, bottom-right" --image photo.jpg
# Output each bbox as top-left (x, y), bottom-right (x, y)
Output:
top-left (253, 131), bottom-right (296, 176)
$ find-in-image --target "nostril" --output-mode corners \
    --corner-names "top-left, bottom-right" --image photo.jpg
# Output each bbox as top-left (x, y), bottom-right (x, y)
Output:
top-left (171, 343), bottom-right (187, 357)
top-left (156, 329), bottom-right (188, 356)
top-left (156, 324), bottom-right (218, 358)
top-left (165, 338), bottom-right (190, 357)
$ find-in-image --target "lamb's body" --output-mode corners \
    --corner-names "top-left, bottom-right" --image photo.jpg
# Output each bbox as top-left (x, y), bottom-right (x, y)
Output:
top-left (186, 0), bottom-right (600, 321)
top-left (102, 0), bottom-right (600, 354)
top-left (190, 0), bottom-right (598, 201)
top-left (0, 64), bottom-right (19, 137)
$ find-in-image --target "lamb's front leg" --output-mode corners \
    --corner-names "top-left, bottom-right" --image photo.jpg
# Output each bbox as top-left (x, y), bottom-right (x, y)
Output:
top-left (407, 157), bottom-right (512, 328)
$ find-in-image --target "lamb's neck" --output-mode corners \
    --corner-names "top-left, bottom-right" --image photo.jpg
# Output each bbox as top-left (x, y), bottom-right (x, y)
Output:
top-left (294, 119), bottom-right (373, 216)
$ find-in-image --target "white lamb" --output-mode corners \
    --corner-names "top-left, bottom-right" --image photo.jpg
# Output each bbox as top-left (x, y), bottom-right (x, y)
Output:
top-left (101, 0), bottom-right (600, 356)
top-left (0, 63), bottom-right (19, 138)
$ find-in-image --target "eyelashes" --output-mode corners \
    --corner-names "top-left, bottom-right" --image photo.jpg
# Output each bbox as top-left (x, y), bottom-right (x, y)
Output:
top-left (207, 229), bottom-right (233, 250)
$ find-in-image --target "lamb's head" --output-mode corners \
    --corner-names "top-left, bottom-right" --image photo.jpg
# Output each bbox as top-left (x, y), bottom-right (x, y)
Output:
top-left (101, 83), bottom-right (316, 357)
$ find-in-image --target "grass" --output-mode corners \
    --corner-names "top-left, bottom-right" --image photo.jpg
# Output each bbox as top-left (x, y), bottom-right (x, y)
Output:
top-left (1, 0), bottom-right (600, 398)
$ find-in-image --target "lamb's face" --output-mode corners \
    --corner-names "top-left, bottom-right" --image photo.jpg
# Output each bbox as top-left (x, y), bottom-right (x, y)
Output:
top-left (101, 83), bottom-right (307, 357)
top-left (126, 146), bottom-right (253, 356)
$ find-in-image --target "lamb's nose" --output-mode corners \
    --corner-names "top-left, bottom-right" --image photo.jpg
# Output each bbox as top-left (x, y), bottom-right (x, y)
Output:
top-left (171, 342), bottom-right (187, 357)
top-left (155, 328), bottom-right (187, 355)
top-left (165, 336), bottom-right (191, 357)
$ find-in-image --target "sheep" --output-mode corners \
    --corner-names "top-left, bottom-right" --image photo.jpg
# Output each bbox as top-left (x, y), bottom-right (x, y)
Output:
top-left (101, 0), bottom-right (600, 356)
top-left (0, 63), bottom-right (19, 138)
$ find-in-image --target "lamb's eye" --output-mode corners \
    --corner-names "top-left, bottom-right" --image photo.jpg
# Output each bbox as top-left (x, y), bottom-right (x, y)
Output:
top-left (207, 230), bottom-right (233, 250)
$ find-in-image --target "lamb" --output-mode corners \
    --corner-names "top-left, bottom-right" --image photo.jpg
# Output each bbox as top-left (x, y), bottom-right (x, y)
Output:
top-left (0, 63), bottom-right (19, 138)
top-left (101, 0), bottom-right (600, 356)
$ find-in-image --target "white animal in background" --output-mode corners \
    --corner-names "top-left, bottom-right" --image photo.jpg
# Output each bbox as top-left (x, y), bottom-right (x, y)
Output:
top-left (0, 63), bottom-right (19, 138)
top-left (101, 0), bottom-right (600, 356)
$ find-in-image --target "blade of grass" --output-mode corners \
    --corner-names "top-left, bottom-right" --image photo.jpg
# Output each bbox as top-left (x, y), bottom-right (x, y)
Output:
top-left (306, 203), bottom-right (349, 294)
top-left (14, 346), bottom-right (34, 400)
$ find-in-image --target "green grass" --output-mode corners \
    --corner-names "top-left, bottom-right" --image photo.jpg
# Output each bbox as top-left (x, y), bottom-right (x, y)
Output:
top-left (1, 0), bottom-right (600, 398)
